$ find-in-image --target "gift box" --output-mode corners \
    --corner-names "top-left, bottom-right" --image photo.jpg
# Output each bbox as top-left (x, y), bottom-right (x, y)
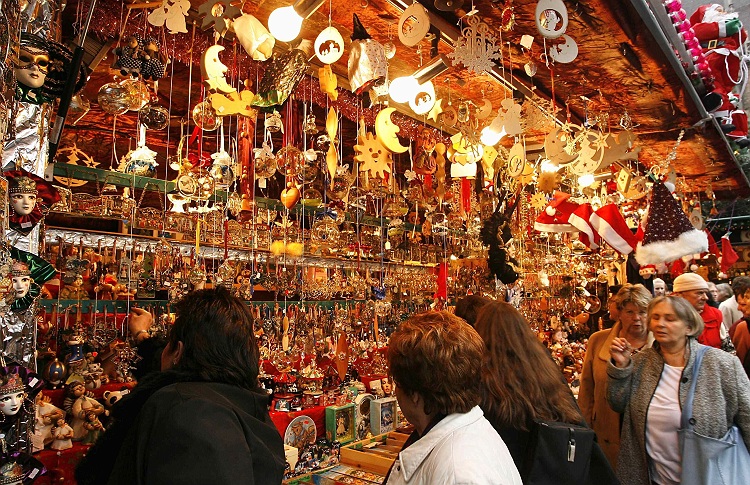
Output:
top-left (370, 397), bottom-right (398, 436)
top-left (325, 402), bottom-right (356, 445)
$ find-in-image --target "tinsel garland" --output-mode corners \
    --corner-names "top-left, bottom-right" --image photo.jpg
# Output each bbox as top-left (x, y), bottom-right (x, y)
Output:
top-left (88, 0), bottom-right (448, 144)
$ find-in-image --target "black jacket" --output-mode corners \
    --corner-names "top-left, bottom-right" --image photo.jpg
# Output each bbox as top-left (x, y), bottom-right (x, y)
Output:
top-left (76, 371), bottom-right (285, 485)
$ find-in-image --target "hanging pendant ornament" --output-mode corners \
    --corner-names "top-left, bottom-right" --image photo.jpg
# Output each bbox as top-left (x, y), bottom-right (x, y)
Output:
top-left (319, 64), bottom-right (339, 101)
top-left (506, 141), bottom-right (526, 177)
top-left (375, 108), bottom-right (409, 153)
top-left (409, 80), bottom-right (436, 115)
top-left (448, 15), bottom-right (501, 75)
top-left (398, 3), bottom-right (431, 47)
top-left (315, 26), bottom-right (345, 64)
top-left (535, 0), bottom-right (568, 39)
top-left (383, 23), bottom-right (397, 60)
top-left (280, 182), bottom-right (300, 209)
top-left (201, 45), bottom-right (237, 95)
top-left (148, 0), bottom-right (191, 34)
top-left (355, 119), bottom-right (393, 179)
top-left (197, 0), bottom-right (241, 37)
top-left (138, 102), bottom-right (169, 130)
top-left (500, 1), bottom-right (516, 31)
top-left (548, 34), bottom-right (578, 63)
top-left (326, 108), bottom-right (339, 188)
top-left (210, 125), bottom-right (235, 188)
top-left (234, 13), bottom-right (275, 61)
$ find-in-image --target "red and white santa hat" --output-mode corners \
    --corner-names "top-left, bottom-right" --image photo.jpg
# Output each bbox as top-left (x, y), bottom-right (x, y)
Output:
top-left (589, 203), bottom-right (639, 255)
top-left (635, 180), bottom-right (708, 265)
top-left (568, 203), bottom-right (600, 249)
top-left (534, 191), bottom-right (579, 233)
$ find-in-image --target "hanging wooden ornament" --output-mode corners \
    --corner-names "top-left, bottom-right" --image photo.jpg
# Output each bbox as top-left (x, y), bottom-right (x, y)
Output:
top-left (398, 3), bottom-right (431, 47)
top-left (375, 108), bottom-right (409, 153)
top-left (280, 182), bottom-right (301, 209)
top-left (326, 108), bottom-right (339, 189)
top-left (408, 80), bottom-right (436, 115)
top-left (476, 99), bottom-right (493, 120)
top-left (506, 141), bottom-right (526, 177)
top-left (147, 0), bottom-right (191, 34)
top-left (319, 65), bottom-right (339, 101)
top-left (481, 145), bottom-right (498, 183)
top-left (535, 0), bottom-right (568, 39)
top-left (428, 98), bottom-right (444, 122)
top-left (544, 127), bottom-right (577, 165)
top-left (448, 15), bottom-right (501, 75)
top-left (201, 45), bottom-right (237, 95)
top-left (548, 34), bottom-right (578, 63)
top-left (315, 26), bottom-right (345, 64)
top-left (54, 143), bottom-right (100, 188)
top-left (355, 120), bottom-right (392, 179)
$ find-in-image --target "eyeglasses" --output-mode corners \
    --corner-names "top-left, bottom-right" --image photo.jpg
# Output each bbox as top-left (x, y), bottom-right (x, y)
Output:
top-left (16, 51), bottom-right (50, 73)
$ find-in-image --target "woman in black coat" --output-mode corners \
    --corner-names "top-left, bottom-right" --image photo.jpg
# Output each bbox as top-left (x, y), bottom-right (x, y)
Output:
top-left (76, 287), bottom-right (286, 485)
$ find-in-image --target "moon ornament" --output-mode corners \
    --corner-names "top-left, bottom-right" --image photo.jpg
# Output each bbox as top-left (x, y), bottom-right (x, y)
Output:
top-left (375, 108), bottom-right (409, 153)
top-left (548, 35), bottom-right (578, 64)
top-left (201, 45), bottom-right (236, 95)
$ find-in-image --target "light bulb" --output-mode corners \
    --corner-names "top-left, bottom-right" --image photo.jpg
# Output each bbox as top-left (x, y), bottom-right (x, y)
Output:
top-left (578, 173), bottom-right (595, 187)
top-left (267, 6), bottom-right (303, 42)
top-left (540, 159), bottom-right (559, 173)
top-left (389, 76), bottom-right (418, 103)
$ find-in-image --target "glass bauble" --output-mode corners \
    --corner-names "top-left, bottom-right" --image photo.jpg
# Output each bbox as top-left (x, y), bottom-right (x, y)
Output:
top-left (138, 103), bottom-right (169, 130)
top-left (97, 82), bottom-right (130, 115)
top-left (120, 79), bottom-right (151, 111)
top-left (276, 146), bottom-right (304, 177)
top-left (192, 101), bottom-right (221, 131)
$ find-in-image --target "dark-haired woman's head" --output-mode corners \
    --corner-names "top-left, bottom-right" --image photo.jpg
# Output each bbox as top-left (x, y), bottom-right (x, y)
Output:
top-left (454, 295), bottom-right (491, 327)
top-left (162, 287), bottom-right (259, 390)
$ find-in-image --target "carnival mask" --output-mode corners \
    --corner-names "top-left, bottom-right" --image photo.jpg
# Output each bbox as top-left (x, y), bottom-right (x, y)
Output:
top-left (10, 193), bottom-right (37, 217)
top-left (0, 374), bottom-right (26, 417)
top-left (11, 275), bottom-right (31, 299)
top-left (14, 47), bottom-right (49, 89)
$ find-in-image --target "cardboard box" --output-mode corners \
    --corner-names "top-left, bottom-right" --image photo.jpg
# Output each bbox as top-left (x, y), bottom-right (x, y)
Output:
top-left (325, 402), bottom-right (356, 445)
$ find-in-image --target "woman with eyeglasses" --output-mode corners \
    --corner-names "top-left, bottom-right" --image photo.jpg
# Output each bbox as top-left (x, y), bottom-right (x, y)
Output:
top-left (578, 283), bottom-right (653, 468)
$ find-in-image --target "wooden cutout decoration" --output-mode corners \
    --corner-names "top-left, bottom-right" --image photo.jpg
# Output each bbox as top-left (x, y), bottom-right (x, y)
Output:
top-left (319, 65), bottom-right (339, 101)
top-left (476, 99), bottom-right (493, 120)
top-left (54, 143), bottom-right (100, 188)
top-left (536, 0), bottom-right (568, 39)
top-left (201, 45), bottom-right (237, 95)
top-left (549, 34), bottom-right (578, 63)
top-left (148, 0), bottom-right (191, 34)
top-left (209, 87), bottom-right (256, 117)
top-left (616, 168), bottom-right (632, 194)
top-left (448, 15), bottom-right (502, 74)
top-left (507, 142), bottom-right (526, 177)
top-left (442, 105), bottom-right (458, 126)
top-left (409, 81), bottom-right (436, 115)
top-left (518, 162), bottom-right (536, 185)
top-left (435, 143), bottom-right (447, 204)
top-left (481, 145), bottom-right (498, 183)
top-left (375, 108), bottom-right (409, 153)
top-left (624, 175), bottom-right (649, 200)
top-left (569, 131), bottom-right (606, 175)
top-left (326, 108), bottom-right (339, 189)
top-left (315, 26), bottom-right (345, 64)
top-left (544, 127), bottom-right (577, 165)
top-left (398, 3), bottom-right (431, 47)
top-left (600, 130), bottom-right (641, 167)
top-left (354, 120), bottom-right (392, 179)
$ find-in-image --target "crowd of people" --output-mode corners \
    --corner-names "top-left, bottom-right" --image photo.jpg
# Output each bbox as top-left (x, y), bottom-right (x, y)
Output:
top-left (70, 274), bottom-right (750, 484)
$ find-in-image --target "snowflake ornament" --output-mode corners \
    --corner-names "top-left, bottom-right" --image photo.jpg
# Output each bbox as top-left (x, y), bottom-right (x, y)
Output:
top-left (448, 15), bottom-right (502, 75)
top-left (354, 131), bottom-right (392, 179)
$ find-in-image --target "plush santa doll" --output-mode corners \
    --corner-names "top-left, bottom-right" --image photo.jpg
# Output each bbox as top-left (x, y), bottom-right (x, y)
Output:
top-left (691, 4), bottom-right (750, 146)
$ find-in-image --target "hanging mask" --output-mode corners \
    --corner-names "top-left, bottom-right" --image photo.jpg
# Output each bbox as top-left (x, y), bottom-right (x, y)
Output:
top-left (5, 170), bottom-right (60, 235)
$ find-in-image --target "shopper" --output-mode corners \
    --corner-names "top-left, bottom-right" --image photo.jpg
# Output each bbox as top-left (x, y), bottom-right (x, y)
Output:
top-left (578, 283), bottom-right (653, 467)
top-left (473, 301), bottom-right (583, 467)
top-left (721, 276), bottom-right (750, 333)
top-left (716, 282), bottom-right (733, 303)
top-left (652, 278), bottom-right (667, 297)
top-left (75, 287), bottom-right (286, 485)
top-left (732, 288), bottom-right (750, 374)
top-left (608, 295), bottom-right (750, 485)
top-left (672, 273), bottom-right (724, 348)
top-left (386, 311), bottom-right (522, 485)
top-left (707, 281), bottom-right (720, 307)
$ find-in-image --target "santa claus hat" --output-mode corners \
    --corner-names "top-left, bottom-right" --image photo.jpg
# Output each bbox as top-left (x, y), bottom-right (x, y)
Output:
top-left (635, 180), bottom-right (708, 265)
top-left (534, 191), bottom-right (579, 233)
top-left (589, 204), bottom-right (639, 255)
top-left (568, 203), bottom-right (600, 249)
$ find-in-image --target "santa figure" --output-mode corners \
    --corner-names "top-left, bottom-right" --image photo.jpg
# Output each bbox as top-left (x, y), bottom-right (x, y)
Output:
top-left (691, 4), bottom-right (750, 147)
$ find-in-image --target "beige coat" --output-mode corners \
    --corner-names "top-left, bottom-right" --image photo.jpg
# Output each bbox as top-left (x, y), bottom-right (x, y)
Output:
top-left (578, 322), bottom-right (653, 468)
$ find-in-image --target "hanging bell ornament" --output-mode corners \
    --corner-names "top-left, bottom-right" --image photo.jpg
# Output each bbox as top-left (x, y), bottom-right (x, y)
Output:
top-left (264, 110), bottom-right (283, 133)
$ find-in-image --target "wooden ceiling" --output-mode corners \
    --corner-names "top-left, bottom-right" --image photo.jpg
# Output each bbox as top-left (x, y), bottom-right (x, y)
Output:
top-left (57, 0), bottom-right (750, 199)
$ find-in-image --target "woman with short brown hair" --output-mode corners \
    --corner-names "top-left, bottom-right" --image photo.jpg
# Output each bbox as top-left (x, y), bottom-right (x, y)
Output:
top-left (386, 311), bottom-right (522, 485)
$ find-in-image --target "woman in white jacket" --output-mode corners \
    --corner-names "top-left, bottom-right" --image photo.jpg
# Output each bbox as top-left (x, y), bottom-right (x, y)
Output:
top-left (386, 311), bottom-right (522, 485)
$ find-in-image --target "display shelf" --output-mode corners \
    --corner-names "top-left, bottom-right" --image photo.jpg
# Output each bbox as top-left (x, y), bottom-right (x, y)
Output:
top-left (48, 163), bottom-right (427, 232)
top-left (38, 299), bottom-right (368, 313)
top-left (43, 226), bottom-right (439, 268)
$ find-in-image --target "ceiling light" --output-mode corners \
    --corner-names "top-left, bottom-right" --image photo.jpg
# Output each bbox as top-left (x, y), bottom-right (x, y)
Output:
top-left (389, 76), bottom-right (419, 103)
top-left (480, 125), bottom-right (506, 146)
top-left (267, 0), bottom-right (326, 42)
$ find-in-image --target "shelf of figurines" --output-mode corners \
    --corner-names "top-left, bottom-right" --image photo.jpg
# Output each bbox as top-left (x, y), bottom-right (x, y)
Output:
top-left (49, 163), bottom-right (439, 234)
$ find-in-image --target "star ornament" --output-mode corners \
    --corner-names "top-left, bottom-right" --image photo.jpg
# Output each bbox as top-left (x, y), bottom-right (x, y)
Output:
top-left (428, 98), bottom-right (444, 122)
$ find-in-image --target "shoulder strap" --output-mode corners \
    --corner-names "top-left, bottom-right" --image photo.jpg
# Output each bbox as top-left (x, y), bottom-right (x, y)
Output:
top-left (681, 344), bottom-right (708, 429)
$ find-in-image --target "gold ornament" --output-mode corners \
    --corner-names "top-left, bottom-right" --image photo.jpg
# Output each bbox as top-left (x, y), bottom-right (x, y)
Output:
top-left (354, 130), bottom-right (392, 180)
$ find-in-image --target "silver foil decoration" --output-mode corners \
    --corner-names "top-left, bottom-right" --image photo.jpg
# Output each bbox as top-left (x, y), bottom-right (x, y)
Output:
top-left (20, 0), bottom-right (63, 40)
top-left (2, 102), bottom-right (50, 173)
top-left (1, 301), bottom-right (39, 370)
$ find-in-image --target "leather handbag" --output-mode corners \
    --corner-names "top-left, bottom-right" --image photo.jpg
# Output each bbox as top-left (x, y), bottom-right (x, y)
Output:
top-left (522, 420), bottom-right (619, 485)
top-left (680, 345), bottom-right (750, 485)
